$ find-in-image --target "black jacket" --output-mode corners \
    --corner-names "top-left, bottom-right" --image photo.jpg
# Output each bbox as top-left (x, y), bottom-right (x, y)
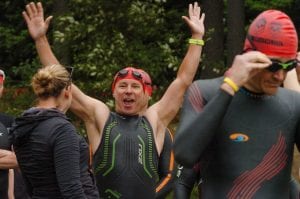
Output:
top-left (9, 108), bottom-right (99, 199)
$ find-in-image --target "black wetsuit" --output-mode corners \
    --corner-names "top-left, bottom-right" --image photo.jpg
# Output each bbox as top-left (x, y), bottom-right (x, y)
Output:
top-left (174, 163), bottom-right (201, 199)
top-left (156, 129), bottom-right (175, 199)
top-left (93, 112), bottom-right (159, 199)
top-left (174, 163), bottom-right (300, 199)
top-left (174, 77), bottom-right (300, 199)
top-left (0, 113), bottom-right (14, 199)
top-left (9, 108), bottom-right (99, 198)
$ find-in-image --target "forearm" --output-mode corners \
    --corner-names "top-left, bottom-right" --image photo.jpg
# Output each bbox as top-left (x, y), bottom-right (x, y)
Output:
top-left (155, 174), bottom-right (174, 199)
top-left (155, 129), bottom-right (174, 198)
top-left (173, 166), bottom-right (197, 199)
top-left (0, 150), bottom-right (18, 169)
top-left (35, 35), bottom-right (60, 67)
top-left (177, 36), bottom-right (203, 87)
top-left (174, 89), bottom-right (233, 167)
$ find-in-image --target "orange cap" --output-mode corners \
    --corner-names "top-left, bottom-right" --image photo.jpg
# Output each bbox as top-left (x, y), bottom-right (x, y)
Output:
top-left (244, 10), bottom-right (298, 59)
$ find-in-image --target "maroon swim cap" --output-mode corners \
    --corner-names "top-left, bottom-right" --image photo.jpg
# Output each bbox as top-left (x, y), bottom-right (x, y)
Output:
top-left (243, 10), bottom-right (298, 59)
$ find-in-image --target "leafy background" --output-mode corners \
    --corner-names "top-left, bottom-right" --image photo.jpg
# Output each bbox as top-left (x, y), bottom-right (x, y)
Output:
top-left (1, 0), bottom-right (300, 197)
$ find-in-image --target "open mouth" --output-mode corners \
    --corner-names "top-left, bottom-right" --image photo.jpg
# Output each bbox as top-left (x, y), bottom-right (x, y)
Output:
top-left (123, 98), bottom-right (135, 107)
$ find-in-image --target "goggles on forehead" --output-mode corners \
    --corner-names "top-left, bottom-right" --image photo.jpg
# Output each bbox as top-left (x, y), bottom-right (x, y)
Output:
top-left (117, 69), bottom-right (143, 80)
top-left (267, 59), bottom-right (298, 72)
top-left (112, 67), bottom-right (154, 96)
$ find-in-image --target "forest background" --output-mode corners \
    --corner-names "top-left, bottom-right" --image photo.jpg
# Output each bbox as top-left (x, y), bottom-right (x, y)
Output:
top-left (1, 0), bottom-right (300, 197)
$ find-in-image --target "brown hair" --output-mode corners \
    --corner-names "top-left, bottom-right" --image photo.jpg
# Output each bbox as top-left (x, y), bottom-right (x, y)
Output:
top-left (31, 64), bottom-right (71, 99)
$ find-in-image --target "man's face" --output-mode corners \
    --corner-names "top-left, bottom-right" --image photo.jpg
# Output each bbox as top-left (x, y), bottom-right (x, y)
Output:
top-left (246, 57), bottom-right (292, 95)
top-left (113, 79), bottom-right (148, 115)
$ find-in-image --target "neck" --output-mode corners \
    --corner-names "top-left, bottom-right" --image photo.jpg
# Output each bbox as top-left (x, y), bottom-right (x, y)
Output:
top-left (243, 80), bottom-right (263, 94)
top-left (37, 97), bottom-right (66, 113)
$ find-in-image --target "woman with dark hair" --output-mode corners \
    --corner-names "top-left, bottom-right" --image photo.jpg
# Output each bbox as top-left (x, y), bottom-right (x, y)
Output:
top-left (9, 64), bottom-right (99, 198)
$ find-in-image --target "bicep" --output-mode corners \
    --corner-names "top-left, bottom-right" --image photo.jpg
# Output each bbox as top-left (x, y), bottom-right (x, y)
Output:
top-left (70, 84), bottom-right (109, 134)
top-left (155, 79), bottom-right (189, 127)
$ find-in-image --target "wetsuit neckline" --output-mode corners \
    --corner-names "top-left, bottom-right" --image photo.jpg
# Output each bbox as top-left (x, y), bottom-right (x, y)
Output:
top-left (115, 112), bottom-right (139, 119)
top-left (239, 87), bottom-right (267, 99)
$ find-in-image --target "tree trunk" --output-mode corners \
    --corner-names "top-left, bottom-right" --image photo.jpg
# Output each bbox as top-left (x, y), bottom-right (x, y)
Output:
top-left (52, 0), bottom-right (71, 65)
top-left (199, 0), bottom-right (225, 79)
top-left (226, 0), bottom-right (245, 67)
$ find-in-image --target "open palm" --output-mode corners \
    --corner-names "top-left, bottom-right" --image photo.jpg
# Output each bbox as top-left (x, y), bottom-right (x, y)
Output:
top-left (22, 2), bottom-right (52, 40)
top-left (182, 2), bottom-right (205, 37)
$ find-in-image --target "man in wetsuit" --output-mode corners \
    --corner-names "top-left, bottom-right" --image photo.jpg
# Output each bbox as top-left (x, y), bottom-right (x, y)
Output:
top-left (174, 9), bottom-right (300, 199)
top-left (139, 69), bottom-right (175, 198)
top-left (156, 128), bottom-right (175, 199)
top-left (23, 2), bottom-right (204, 198)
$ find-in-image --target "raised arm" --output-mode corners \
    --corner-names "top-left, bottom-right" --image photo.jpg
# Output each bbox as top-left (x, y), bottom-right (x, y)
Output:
top-left (147, 2), bottom-right (205, 130)
top-left (22, 2), bottom-right (57, 66)
top-left (23, 2), bottom-right (110, 152)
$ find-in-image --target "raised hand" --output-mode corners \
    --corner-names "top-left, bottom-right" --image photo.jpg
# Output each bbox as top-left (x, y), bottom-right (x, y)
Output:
top-left (226, 51), bottom-right (272, 87)
top-left (22, 2), bottom-right (52, 40)
top-left (182, 2), bottom-right (205, 38)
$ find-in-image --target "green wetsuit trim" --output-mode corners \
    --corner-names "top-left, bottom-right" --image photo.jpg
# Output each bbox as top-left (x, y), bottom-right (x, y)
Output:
top-left (141, 123), bottom-right (158, 180)
top-left (95, 121), bottom-right (117, 174)
top-left (138, 135), bottom-right (152, 178)
top-left (104, 189), bottom-right (122, 198)
top-left (103, 133), bottom-right (121, 176)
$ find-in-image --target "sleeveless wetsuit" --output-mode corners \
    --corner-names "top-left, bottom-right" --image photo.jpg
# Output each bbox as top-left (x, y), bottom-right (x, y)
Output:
top-left (93, 112), bottom-right (159, 199)
top-left (174, 77), bottom-right (300, 199)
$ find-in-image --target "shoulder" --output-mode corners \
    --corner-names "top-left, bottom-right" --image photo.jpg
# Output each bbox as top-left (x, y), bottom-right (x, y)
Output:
top-left (46, 115), bottom-right (77, 137)
top-left (277, 87), bottom-right (300, 101)
top-left (187, 77), bottom-right (223, 102)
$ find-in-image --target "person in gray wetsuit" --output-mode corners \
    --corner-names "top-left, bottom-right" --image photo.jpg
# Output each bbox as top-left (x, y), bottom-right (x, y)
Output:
top-left (22, 2), bottom-right (205, 198)
top-left (174, 9), bottom-right (300, 199)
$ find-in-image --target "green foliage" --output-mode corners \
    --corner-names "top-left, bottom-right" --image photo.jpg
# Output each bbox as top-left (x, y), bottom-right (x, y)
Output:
top-left (0, 0), bottom-right (55, 82)
top-left (245, 0), bottom-right (294, 11)
top-left (0, 85), bottom-right (35, 116)
top-left (51, 0), bottom-right (188, 99)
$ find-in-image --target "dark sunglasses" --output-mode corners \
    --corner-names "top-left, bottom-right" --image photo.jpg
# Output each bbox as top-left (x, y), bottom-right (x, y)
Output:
top-left (65, 66), bottom-right (74, 84)
top-left (267, 59), bottom-right (298, 72)
top-left (118, 69), bottom-right (142, 80)
top-left (65, 66), bottom-right (74, 77)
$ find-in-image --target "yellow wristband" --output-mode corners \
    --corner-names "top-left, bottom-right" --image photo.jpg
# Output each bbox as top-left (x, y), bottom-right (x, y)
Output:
top-left (223, 77), bottom-right (239, 92)
top-left (188, 38), bottom-right (205, 46)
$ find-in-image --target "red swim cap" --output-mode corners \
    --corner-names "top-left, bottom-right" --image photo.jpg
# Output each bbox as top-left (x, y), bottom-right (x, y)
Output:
top-left (136, 69), bottom-right (152, 96)
top-left (243, 10), bottom-right (298, 59)
top-left (0, 70), bottom-right (5, 84)
top-left (111, 67), bottom-right (153, 96)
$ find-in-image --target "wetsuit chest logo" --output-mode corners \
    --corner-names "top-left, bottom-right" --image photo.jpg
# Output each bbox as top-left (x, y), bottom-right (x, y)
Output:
top-left (138, 143), bottom-right (143, 165)
top-left (229, 133), bottom-right (249, 142)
